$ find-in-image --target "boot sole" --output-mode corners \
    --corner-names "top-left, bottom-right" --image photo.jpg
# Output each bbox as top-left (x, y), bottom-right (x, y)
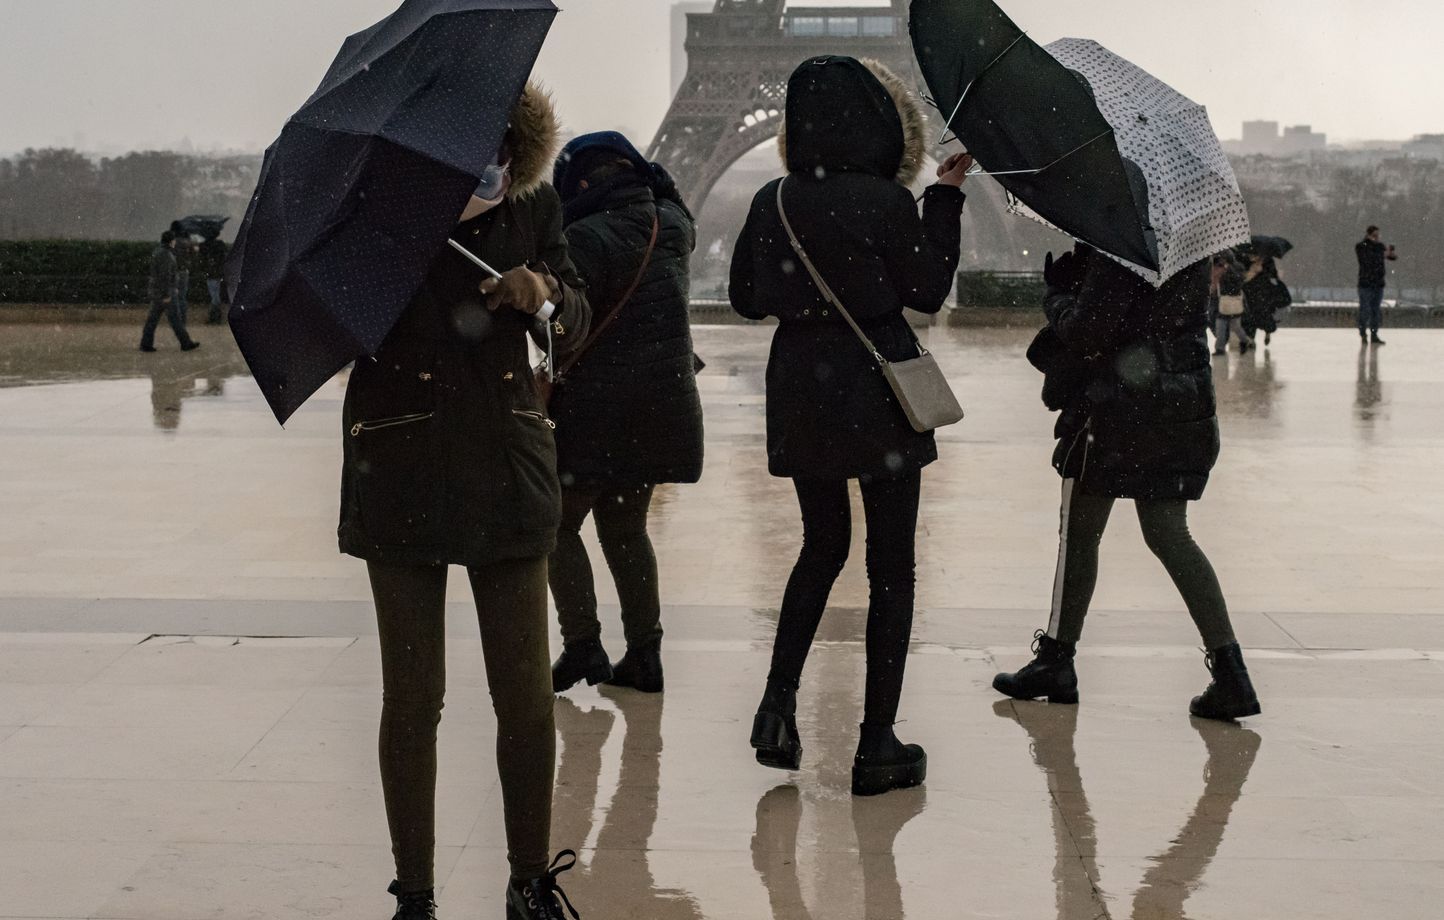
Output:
top-left (1190, 699), bottom-right (1262, 721)
top-left (992, 675), bottom-right (1079, 704)
top-left (603, 674), bottom-right (663, 693)
top-left (552, 662), bottom-right (615, 694)
top-left (852, 752), bottom-right (927, 797)
top-left (751, 712), bottom-right (802, 771)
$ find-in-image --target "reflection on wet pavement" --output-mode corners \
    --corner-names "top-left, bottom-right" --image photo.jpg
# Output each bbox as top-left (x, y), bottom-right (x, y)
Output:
top-left (2, 322), bottom-right (1444, 918)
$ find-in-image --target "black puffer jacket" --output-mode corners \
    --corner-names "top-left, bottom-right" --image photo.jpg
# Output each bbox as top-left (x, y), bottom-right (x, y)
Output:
top-left (729, 56), bottom-right (965, 481)
top-left (549, 177), bottom-right (704, 487)
top-left (1032, 250), bottom-right (1219, 501)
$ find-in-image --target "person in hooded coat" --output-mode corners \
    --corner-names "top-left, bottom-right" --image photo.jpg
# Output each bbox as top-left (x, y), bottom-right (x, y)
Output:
top-left (993, 244), bottom-right (1261, 722)
top-left (338, 83), bottom-right (589, 920)
top-left (545, 131), bottom-right (705, 696)
top-left (729, 55), bottom-right (973, 796)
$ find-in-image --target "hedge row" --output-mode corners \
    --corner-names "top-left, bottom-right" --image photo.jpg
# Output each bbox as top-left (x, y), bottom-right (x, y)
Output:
top-left (0, 239), bottom-right (213, 304)
top-left (955, 271), bottom-right (1045, 310)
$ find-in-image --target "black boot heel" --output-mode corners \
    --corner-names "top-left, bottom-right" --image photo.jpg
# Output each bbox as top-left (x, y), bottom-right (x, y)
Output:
top-left (551, 640), bottom-right (613, 694)
top-left (852, 723), bottom-right (926, 796)
top-left (1190, 642), bottom-right (1262, 721)
top-left (751, 711), bottom-right (802, 770)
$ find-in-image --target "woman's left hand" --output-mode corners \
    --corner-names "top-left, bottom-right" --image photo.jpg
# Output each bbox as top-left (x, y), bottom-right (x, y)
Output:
top-left (480, 266), bottom-right (552, 315)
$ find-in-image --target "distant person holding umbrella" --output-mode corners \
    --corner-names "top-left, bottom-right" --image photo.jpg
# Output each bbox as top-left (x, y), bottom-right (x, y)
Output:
top-left (1356, 225), bottom-right (1397, 345)
top-left (198, 227), bottom-right (229, 324)
top-left (139, 229), bottom-right (199, 352)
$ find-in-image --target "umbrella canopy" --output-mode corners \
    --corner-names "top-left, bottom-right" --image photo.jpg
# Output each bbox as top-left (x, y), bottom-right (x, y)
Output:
top-left (1241, 234), bottom-right (1293, 259)
top-left (910, 0), bottom-right (1251, 285)
top-left (227, 0), bottom-right (558, 424)
top-left (173, 215), bottom-right (229, 239)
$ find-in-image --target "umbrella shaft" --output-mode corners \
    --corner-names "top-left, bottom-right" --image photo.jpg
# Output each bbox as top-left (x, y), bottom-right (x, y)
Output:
top-left (447, 238), bottom-right (504, 280)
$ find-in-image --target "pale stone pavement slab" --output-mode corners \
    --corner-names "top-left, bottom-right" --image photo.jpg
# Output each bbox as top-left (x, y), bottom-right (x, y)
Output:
top-left (1, 325), bottom-right (1442, 918)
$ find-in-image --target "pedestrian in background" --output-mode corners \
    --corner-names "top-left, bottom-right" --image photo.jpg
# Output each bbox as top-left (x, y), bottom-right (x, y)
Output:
top-left (1211, 252), bottom-right (1251, 355)
top-left (545, 131), bottom-right (705, 696)
top-left (198, 229), bottom-right (229, 324)
top-left (139, 229), bottom-right (199, 352)
top-left (996, 244), bottom-right (1261, 722)
top-left (730, 55), bottom-right (972, 796)
top-left (1355, 224), bottom-right (1397, 346)
top-left (170, 220), bottom-right (196, 324)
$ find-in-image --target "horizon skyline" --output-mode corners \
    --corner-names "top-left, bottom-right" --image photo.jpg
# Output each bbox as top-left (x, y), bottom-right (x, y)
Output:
top-left (1, 0), bottom-right (1440, 158)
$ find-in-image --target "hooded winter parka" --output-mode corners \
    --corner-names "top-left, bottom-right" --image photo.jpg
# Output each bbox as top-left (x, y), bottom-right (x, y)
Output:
top-left (548, 138), bottom-right (704, 488)
top-left (338, 84), bottom-right (591, 567)
top-left (729, 56), bottom-right (965, 481)
top-left (1032, 249), bottom-right (1220, 501)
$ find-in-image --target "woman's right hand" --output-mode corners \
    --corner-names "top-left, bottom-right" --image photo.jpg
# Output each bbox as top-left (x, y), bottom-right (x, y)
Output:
top-left (936, 152), bottom-right (975, 188)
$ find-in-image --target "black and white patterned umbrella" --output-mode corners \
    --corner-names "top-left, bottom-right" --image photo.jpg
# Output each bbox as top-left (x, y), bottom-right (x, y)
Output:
top-left (1013, 38), bottom-right (1252, 285)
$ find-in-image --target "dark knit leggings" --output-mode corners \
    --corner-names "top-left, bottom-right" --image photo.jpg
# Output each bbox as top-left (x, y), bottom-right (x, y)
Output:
top-left (367, 558), bottom-right (555, 890)
top-left (1046, 481), bottom-right (1237, 650)
top-left (550, 484), bottom-right (661, 648)
top-left (768, 473), bottom-right (921, 727)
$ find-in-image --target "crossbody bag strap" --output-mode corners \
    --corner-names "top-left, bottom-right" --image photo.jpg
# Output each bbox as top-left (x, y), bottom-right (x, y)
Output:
top-left (555, 209), bottom-right (661, 378)
top-left (774, 178), bottom-right (886, 367)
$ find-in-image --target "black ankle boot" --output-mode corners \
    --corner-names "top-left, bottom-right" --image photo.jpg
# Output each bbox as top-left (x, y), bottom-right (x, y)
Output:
top-left (387, 881), bottom-right (437, 920)
top-left (551, 639), bottom-right (613, 694)
top-left (1190, 642), bottom-right (1262, 721)
top-left (993, 630), bottom-right (1079, 703)
top-left (750, 678), bottom-right (802, 770)
top-left (852, 722), bottom-right (927, 797)
top-left (604, 640), bottom-right (663, 693)
top-left (505, 851), bottom-right (580, 920)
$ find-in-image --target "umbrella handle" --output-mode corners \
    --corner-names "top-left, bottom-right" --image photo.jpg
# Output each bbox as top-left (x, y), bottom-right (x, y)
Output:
top-left (449, 237), bottom-right (558, 320)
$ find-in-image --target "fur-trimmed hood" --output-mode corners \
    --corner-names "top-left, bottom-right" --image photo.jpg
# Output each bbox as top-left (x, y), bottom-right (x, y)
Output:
top-left (505, 81), bottom-right (560, 200)
top-left (778, 57), bottom-right (927, 186)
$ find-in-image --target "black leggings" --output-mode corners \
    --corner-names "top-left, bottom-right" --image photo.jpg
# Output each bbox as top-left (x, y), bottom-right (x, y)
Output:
top-left (1046, 481), bottom-right (1237, 649)
top-left (367, 558), bottom-right (555, 890)
top-left (550, 484), bottom-right (661, 648)
top-left (768, 473), bottom-right (921, 727)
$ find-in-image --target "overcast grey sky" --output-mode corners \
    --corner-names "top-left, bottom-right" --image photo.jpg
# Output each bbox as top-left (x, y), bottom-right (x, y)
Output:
top-left (0, 0), bottom-right (1438, 154)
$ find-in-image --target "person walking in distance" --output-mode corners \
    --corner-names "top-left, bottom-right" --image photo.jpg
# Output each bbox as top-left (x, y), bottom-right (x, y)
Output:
top-left (139, 230), bottom-right (199, 352)
top-left (339, 83), bottom-right (591, 920)
top-left (730, 55), bottom-right (973, 795)
top-left (994, 244), bottom-right (1261, 722)
top-left (198, 229), bottom-right (229, 324)
top-left (546, 131), bottom-right (705, 695)
top-left (1355, 225), bottom-right (1397, 345)
top-left (1210, 252), bottom-right (1250, 355)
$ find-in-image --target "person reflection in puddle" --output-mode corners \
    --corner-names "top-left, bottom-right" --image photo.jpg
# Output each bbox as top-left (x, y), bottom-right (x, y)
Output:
top-left (1356, 345), bottom-right (1383, 419)
top-left (552, 694), bottom-right (703, 918)
top-left (993, 700), bottom-right (1261, 919)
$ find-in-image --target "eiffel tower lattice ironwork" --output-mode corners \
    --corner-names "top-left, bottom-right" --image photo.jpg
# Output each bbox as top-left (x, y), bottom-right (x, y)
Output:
top-left (648, 0), bottom-right (920, 217)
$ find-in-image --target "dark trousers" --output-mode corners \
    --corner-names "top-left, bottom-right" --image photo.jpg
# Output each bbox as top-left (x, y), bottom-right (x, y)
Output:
top-left (367, 558), bottom-right (555, 889)
top-left (1358, 285), bottom-right (1385, 333)
top-left (206, 279), bottom-right (225, 324)
top-left (1046, 481), bottom-right (1237, 650)
top-left (768, 473), bottom-right (921, 727)
top-left (140, 299), bottom-right (195, 349)
top-left (550, 484), bottom-right (661, 648)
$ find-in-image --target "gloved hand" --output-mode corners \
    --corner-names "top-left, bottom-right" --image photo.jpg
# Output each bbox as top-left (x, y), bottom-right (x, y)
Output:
top-left (1043, 249), bottom-right (1088, 296)
top-left (480, 266), bottom-right (553, 315)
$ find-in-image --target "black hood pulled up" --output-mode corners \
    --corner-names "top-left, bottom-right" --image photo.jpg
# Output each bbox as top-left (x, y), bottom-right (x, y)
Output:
top-left (782, 56), bottom-right (906, 182)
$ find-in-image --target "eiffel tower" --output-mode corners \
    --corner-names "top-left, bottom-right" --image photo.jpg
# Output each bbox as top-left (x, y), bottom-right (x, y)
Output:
top-left (648, 0), bottom-right (919, 216)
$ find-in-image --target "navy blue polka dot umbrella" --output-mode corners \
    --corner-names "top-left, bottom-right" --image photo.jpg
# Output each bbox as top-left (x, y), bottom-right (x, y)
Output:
top-left (226, 0), bottom-right (558, 424)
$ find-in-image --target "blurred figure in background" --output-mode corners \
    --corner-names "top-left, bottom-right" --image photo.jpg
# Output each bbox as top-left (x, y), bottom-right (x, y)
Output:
top-left (139, 229), bottom-right (199, 352)
top-left (1211, 251), bottom-right (1251, 355)
top-left (1355, 224), bottom-right (1398, 346)
top-left (199, 228), bottom-right (229, 324)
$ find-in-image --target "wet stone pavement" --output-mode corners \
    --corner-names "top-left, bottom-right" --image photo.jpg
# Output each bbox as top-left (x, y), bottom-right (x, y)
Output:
top-left (1, 322), bottom-right (1442, 919)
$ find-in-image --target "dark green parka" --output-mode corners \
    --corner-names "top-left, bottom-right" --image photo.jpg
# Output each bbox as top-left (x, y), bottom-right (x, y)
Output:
top-left (338, 86), bottom-right (590, 567)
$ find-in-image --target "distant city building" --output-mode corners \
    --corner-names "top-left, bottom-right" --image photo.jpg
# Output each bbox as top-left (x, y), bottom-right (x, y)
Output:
top-left (1240, 120), bottom-right (1281, 154)
top-left (1280, 125), bottom-right (1328, 156)
top-left (1232, 120), bottom-right (1326, 157)
top-left (1402, 133), bottom-right (1444, 161)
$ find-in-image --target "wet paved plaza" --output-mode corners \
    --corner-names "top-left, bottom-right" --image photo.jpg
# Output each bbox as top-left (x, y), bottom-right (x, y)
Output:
top-left (2, 322), bottom-right (1443, 919)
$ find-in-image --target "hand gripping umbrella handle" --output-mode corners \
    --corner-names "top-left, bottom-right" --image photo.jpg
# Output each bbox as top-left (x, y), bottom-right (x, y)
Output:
top-left (447, 238), bottom-right (557, 319)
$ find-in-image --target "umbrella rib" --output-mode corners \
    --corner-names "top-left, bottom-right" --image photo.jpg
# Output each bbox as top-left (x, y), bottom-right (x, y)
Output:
top-left (936, 30), bottom-right (1031, 145)
top-left (965, 127), bottom-right (1116, 178)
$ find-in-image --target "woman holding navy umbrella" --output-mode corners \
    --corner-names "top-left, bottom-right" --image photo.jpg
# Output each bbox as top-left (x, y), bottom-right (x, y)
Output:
top-left (339, 82), bottom-right (590, 920)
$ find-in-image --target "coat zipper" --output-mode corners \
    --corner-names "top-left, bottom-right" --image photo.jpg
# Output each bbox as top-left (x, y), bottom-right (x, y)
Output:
top-left (350, 412), bottom-right (434, 437)
top-left (512, 408), bottom-right (557, 430)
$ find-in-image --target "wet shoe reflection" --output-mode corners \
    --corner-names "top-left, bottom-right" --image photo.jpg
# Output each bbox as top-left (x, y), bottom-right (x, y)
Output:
top-left (993, 700), bottom-right (1262, 919)
top-left (552, 693), bottom-right (703, 918)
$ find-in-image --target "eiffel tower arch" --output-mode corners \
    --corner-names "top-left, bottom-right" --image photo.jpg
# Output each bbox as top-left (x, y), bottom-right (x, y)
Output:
top-left (648, 0), bottom-right (1036, 270)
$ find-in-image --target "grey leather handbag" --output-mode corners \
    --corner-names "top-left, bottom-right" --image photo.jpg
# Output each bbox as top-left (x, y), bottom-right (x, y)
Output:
top-left (775, 180), bottom-right (964, 434)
